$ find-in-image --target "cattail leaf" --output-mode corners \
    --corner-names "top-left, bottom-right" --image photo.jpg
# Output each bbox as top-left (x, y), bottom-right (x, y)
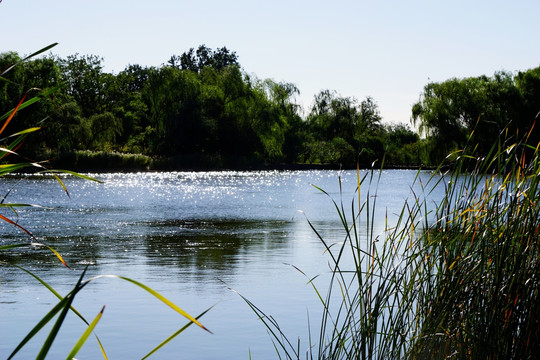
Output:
top-left (65, 306), bottom-right (106, 360)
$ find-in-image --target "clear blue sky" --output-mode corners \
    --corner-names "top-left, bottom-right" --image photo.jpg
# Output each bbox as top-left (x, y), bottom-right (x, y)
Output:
top-left (2, 0), bottom-right (540, 124)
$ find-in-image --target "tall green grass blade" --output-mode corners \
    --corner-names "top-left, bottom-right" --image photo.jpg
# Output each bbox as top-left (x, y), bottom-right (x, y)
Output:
top-left (7, 268), bottom-right (89, 360)
top-left (11, 264), bottom-right (108, 359)
top-left (32, 242), bottom-right (70, 267)
top-left (0, 43), bottom-right (58, 76)
top-left (141, 305), bottom-right (214, 360)
top-left (0, 203), bottom-right (45, 208)
top-left (65, 306), bottom-right (105, 360)
top-left (36, 267), bottom-right (89, 360)
top-left (1, 242), bottom-right (69, 267)
top-left (20, 43), bottom-right (59, 62)
top-left (0, 243), bottom-right (30, 251)
top-left (7, 126), bottom-right (42, 137)
top-left (0, 75), bottom-right (18, 85)
top-left (0, 162), bottom-right (45, 176)
top-left (39, 170), bottom-right (102, 198)
top-left (46, 169), bottom-right (103, 183)
top-left (7, 295), bottom-right (74, 360)
top-left (89, 274), bottom-right (211, 333)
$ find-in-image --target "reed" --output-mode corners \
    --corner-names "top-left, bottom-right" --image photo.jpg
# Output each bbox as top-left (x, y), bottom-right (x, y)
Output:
top-left (54, 150), bottom-right (153, 172)
top-left (245, 121), bottom-right (540, 359)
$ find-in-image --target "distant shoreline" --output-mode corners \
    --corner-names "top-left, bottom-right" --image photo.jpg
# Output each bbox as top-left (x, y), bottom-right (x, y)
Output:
top-left (43, 150), bottom-right (430, 173)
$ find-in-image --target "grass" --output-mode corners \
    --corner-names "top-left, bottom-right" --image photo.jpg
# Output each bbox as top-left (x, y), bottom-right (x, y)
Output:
top-left (244, 121), bottom-right (540, 359)
top-left (53, 150), bottom-right (153, 172)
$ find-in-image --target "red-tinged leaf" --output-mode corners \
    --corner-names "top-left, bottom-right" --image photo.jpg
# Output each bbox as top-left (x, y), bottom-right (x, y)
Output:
top-left (0, 213), bottom-right (34, 238)
top-left (0, 93), bottom-right (27, 136)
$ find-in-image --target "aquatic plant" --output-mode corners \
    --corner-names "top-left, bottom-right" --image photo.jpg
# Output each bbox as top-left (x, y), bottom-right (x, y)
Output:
top-left (244, 120), bottom-right (540, 359)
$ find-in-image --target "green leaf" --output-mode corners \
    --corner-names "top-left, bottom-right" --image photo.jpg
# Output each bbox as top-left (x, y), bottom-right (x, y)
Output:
top-left (7, 268), bottom-right (89, 360)
top-left (0, 203), bottom-right (45, 208)
top-left (0, 86), bottom-right (60, 123)
top-left (0, 162), bottom-right (45, 176)
top-left (142, 305), bottom-right (214, 359)
top-left (8, 126), bottom-right (42, 137)
top-left (93, 275), bottom-right (212, 333)
top-left (65, 306), bottom-right (105, 360)
top-left (0, 43), bottom-right (58, 76)
top-left (11, 264), bottom-right (108, 359)
top-left (0, 243), bottom-right (31, 251)
top-left (46, 169), bottom-right (103, 183)
top-left (36, 267), bottom-right (89, 360)
top-left (32, 242), bottom-right (70, 268)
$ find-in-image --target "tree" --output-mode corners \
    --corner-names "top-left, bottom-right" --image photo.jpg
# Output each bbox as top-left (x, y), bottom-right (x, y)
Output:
top-left (59, 54), bottom-right (108, 118)
top-left (305, 90), bottom-right (384, 165)
top-left (411, 71), bottom-right (530, 162)
top-left (169, 45), bottom-right (239, 73)
top-left (514, 67), bottom-right (540, 145)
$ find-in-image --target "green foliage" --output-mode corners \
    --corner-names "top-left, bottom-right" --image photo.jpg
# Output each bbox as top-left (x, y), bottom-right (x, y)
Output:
top-left (383, 124), bottom-right (425, 166)
top-left (412, 69), bottom-right (540, 163)
top-left (303, 90), bottom-right (393, 166)
top-left (1, 45), bottom-right (427, 169)
top-left (169, 44), bottom-right (239, 72)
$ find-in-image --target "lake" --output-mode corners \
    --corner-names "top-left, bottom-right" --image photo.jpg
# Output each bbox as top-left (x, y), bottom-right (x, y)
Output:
top-left (0, 169), bottom-right (441, 359)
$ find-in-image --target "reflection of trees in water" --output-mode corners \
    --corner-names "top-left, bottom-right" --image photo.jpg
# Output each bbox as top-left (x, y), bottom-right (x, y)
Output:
top-left (140, 219), bottom-right (294, 272)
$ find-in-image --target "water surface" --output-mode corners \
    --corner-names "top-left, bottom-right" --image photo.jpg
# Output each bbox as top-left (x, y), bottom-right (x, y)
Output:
top-left (0, 170), bottom-right (439, 359)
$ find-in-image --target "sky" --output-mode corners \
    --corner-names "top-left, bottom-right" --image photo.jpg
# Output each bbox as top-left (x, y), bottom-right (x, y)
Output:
top-left (2, 0), bottom-right (540, 125)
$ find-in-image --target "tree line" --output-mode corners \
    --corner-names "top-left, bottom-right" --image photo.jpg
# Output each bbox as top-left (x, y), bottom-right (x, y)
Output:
top-left (1, 45), bottom-right (539, 170)
top-left (412, 68), bottom-right (540, 163)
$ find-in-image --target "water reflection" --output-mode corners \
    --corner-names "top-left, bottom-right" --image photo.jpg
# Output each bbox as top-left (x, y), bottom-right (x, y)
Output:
top-left (140, 219), bottom-right (294, 270)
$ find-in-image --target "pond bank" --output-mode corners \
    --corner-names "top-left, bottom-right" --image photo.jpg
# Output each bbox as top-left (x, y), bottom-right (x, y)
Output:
top-left (48, 150), bottom-right (429, 172)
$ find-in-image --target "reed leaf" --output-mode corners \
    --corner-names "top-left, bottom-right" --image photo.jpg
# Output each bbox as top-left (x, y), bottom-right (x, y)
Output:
top-left (7, 267), bottom-right (89, 360)
top-left (0, 43), bottom-right (58, 76)
top-left (0, 162), bottom-right (45, 176)
top-left (10, 264), bottom-right (108, 359)
top-left (88, 274), bottom-right (211, 333)
top-left (243, 122), bottom-right (540, 359)
top-left (0, 243), bottom-right (31, 251)
top-left (36, 267), bottom-right (90, 360)
top-left (142, 305), bottom-right (214, 360)
top-left (0, 212), bottom-right (34, 237)
top-left (0, 86), bottom-right (60, 124)
top-left (65, 306), bottom-right (106, 360)
top-left (0, 93), bottom-right (26, 135)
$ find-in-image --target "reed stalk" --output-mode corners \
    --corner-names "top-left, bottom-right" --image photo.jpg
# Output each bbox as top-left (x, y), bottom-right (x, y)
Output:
top-left (246, 121), bottom-right (540, 359)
